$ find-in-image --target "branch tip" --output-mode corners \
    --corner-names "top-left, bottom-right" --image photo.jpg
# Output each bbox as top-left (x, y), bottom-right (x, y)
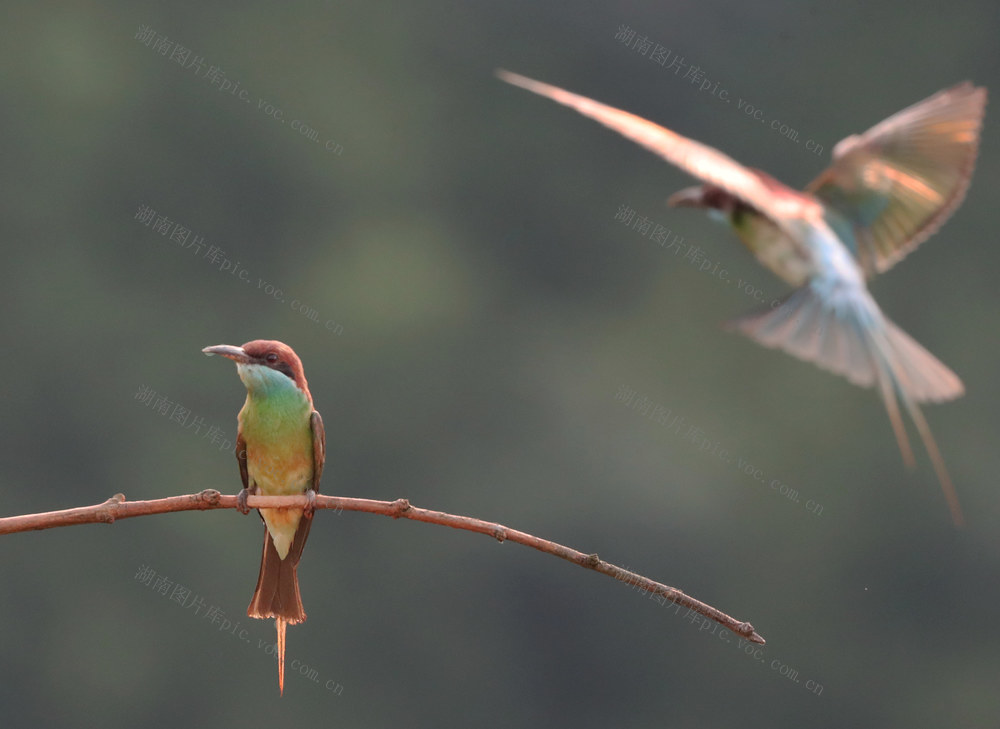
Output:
top-left (733, 621), bottom-right (765, 644)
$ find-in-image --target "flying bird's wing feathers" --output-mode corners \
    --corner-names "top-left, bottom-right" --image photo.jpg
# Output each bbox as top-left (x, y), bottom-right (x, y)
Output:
top-left (807, 82), bottom-right (986, 276)
top-left (497, 70), bottom-right (818, 227)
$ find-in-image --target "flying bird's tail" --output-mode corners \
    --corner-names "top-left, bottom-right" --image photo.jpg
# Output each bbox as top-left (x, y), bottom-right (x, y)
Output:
top-left (728, 279), bottom-right (965, 525)
top-left (248, 515), bottom-right (313, 694)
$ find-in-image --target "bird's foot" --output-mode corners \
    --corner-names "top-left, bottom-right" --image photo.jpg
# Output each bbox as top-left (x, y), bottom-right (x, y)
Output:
top-left (303, 488), bottom-right (317, 518)
top-left (237, 487), bottom-right (252, 515)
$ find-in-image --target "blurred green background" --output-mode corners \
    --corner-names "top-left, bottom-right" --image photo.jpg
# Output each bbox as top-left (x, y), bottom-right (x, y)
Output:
top-left (2, 1), bottom-right (999, 726)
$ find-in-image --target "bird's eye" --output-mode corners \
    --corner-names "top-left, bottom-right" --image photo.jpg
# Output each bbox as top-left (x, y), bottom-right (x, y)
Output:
top-left (266, 353), bottom-right (279, 364)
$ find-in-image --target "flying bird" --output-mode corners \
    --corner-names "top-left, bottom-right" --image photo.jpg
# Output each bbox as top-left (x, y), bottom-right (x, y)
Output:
top-left (203, 340), bottom-right (325, 693)
top-left (497, 69), bottom-right (986, 525)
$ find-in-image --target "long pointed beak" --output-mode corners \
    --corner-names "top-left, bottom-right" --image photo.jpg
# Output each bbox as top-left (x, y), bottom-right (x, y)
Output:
top-left (202, 344), bottom-right (250, 363)
top-left (667, 186), bottom-right (708, 208)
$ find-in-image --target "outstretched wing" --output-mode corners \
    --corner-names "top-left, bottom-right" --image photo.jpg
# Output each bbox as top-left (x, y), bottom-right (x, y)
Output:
top-left (497, 70), bottom-right (820, 229)
top-left (806, 82), bottom-right (986, 276)
top-left (497, 69), bottom-right (820, 227)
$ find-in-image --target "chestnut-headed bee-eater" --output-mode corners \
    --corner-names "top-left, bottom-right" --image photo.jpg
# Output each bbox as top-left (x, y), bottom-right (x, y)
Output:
top-left (203, 340), bottom-right (325, 693)
top-left (498, 70), bottom-right (986, 525)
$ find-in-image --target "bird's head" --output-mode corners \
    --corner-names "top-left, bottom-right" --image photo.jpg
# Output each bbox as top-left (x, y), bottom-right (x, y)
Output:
top-left (668, 184), bottom-right (746, 225)
top-left (202, 340), bottom-right (310, 400)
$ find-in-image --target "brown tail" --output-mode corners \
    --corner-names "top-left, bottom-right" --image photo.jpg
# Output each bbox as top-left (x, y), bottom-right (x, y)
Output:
top-left (247, 513), bottom-right (313, 623)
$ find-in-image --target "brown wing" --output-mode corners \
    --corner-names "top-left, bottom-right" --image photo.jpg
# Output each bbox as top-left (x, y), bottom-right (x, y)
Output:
top-left (310, 410), bottom-right (325, 493)
top-left (235, 432), bottom-right (249, 490)
top-left (806, 82), bottom-right (986, 276)
top-left (497, 70), bottom-right (820, 228)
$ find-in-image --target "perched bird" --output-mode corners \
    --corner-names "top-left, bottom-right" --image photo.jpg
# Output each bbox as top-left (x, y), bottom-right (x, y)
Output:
top-left (203, 340), bottom-right (325, 693)
top-left (497, 70), bottom-right (986, 525)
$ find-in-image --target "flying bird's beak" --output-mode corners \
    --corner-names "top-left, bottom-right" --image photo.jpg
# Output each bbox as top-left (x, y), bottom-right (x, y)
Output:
top-left (667, 186), bottom-right (708, 208)
top-left (202, 344), bottom-right (250, 363)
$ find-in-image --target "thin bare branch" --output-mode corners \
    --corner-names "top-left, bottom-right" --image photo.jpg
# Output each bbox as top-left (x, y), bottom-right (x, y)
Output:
top-left (0, 490), bottom-right (764, 643)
